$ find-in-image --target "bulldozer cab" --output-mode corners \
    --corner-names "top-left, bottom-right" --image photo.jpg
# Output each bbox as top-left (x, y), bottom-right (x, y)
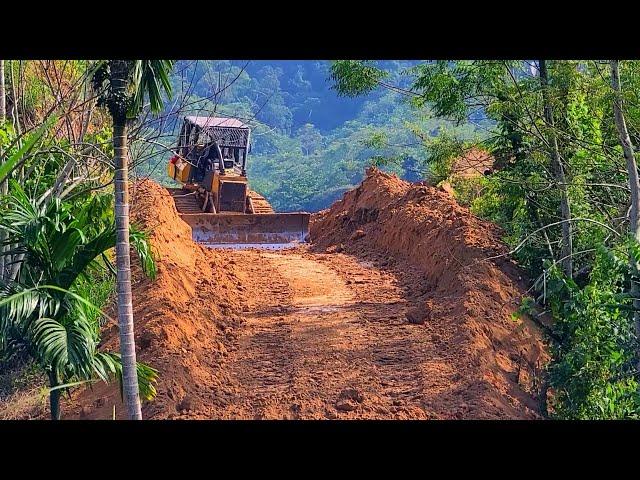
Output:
top-left (175, 116), bottom-right (251, 184)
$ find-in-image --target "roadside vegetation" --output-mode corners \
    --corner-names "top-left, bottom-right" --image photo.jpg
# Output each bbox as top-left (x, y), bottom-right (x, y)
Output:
top-left (0, 60), bottom-right (169, 419)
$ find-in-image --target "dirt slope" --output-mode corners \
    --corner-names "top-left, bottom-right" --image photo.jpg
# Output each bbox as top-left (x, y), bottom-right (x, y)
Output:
top-left (66, 180), bottom-right (247, 419)
top-left (310, 167), bottom-right (547, 417)
top-left (64, 171), bottom-right (546, 419)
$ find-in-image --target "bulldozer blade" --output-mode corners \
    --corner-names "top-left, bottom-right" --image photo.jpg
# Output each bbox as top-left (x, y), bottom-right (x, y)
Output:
top-left (179, 212), bottom-right (310, 249)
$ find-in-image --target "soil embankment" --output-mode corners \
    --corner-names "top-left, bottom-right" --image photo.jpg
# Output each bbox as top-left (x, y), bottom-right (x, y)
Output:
top-left (66, 170), bottom-right (546, 419)
top-left (67, 180), bottom-right (246, 419)
top-left (310, 167), bottom-right (547, 417)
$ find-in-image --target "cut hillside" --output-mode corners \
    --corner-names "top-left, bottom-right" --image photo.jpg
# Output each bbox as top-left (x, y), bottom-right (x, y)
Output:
top-left (66, 179), bottom-right (248, 419)
top-left (310, 167), bottom-right (548, 417)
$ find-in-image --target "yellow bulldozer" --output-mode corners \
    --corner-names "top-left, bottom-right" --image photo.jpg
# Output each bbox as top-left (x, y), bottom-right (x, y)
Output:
top-left (167, 116), bottom-right (310, 248)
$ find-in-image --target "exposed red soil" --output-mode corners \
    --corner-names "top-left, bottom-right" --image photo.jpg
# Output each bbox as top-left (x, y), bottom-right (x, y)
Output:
top-left (310, 167), bottom-right (547, 417)
top-left (65, 179), bottom-right (247, 419)
top-left (63, 170), bottom-right (546, 420)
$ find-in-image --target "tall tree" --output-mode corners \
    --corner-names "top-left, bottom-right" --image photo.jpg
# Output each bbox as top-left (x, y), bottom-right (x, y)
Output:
top-left (0, 60), bottom-right (5, 123)
top-left (110, 60), bottom-right (140, 420)
top-left (0, 59), bottom-right (6, 280)
top-left (297, 123), bottom-right (322, 156)
top-left (610, 59), bottom-right (640, 351)
top-left (94, 60), bottom-right (173, 419)
top-left (539, 60), bottom-right (573, 279)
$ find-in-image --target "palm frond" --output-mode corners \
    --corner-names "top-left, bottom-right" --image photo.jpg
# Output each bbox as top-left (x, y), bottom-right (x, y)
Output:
top-left (29, 317), bottom-right (71, 373)
top-left (93, 352), bottom-right (159, 401)
top-left (135, 361), bottom-right (159, 400)
top-left (130, 227), bottom-right (157, 280)
top-left (0, 114), bottom-right (58, 184)
top-left (129, 60), bottom-right (174, 117)
top-left (0, 285), bottom-right (61, 337)
top-left (70, 193), bottom-right (113, 236)
top-left (0, 180), bottom-right (43, 234)
top-left (28, 295), bottom-right (103, 380)
top-left (92, 351), bottom-right (121, 385)
top-left (50, 227), bottom-right (85, 273)
top-left (55, 225), bottom-right (116, 290)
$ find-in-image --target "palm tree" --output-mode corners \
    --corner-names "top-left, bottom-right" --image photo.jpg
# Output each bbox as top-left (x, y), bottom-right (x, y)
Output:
top-left (1, 113), bottom-right (58, 282)
top-left (92, 60), bottom-right (173, 419)
top-left (0, 184), bottom-right (158, 420)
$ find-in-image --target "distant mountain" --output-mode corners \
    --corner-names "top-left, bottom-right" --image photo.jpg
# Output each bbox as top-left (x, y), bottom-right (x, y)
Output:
top-left (143, 60), bottom-right (488, 212)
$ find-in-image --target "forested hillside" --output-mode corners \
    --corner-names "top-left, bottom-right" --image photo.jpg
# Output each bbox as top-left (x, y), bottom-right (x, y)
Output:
top-left (138, 60), bottom-right (488, 211)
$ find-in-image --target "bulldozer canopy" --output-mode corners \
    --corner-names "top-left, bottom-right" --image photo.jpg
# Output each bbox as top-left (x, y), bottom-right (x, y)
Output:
top-left (182, 116), bottom-right (251, 151)
top-left (185, 116), bottom-right (248, 129)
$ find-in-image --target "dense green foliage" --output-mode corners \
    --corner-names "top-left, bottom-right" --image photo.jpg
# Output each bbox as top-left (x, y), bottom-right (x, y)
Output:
top-left (0, 61), bottom-right (162, 419)
top-left (544, 245), bottom-right (640, 418)
top-left (0, 167), bottom-right (158, 418)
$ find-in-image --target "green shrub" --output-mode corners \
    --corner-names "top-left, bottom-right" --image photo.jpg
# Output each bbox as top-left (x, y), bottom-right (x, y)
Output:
top-left (545, 245), bottom-right (640, 419)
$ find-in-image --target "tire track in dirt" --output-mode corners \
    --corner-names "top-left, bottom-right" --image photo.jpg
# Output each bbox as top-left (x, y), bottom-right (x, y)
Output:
top-left (218, 252), bottom-right (296, 419)
top-left (309, 253), bottom-right (444, 419)
top-left (221, 248), bottom-right (438, 419)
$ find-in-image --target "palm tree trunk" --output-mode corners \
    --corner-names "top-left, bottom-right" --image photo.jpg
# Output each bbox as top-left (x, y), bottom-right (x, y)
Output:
top-left (1, 60), bottom-right (7, 280)
top-left (0, 179), bottom-right (6, 280)
top-left (113, 118), bottom-right (142, 420)
top-left (111, 60), bottom-right (142, 420)
top-left (9, 60), bottom-right (20, 140)
top-left (9, 61), bottom-right (22, 275)
top-left (48, 370), bottom-right (61, 420)
top-left (610, 60), bottom-right (640, 361)
top-left (539, 59), bottom-right (573, 279)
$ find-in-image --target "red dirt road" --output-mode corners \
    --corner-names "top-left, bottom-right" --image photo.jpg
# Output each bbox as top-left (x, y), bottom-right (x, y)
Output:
top-left (217, 247), bottom-right (540, 419)
top-left (220, 249), bottom-right (435, 419)
top-left (62, 175), bottom-right (545, 420)
top-left (68, 245), bottom-right (540, 420)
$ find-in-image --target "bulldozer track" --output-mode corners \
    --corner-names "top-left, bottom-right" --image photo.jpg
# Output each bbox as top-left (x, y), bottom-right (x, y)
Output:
top-left (247, 191), bottom-right (274, 214)
top-left (167, 187), bottom-right (274, 215)
top-left (167, 188), bottom-right (202, 214)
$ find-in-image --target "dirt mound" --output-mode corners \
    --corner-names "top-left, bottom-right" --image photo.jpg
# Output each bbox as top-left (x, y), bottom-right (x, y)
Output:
top-left (310, 167), bottom-right (547, 418)
top-left (66, 179), bottom-right (247, 419)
